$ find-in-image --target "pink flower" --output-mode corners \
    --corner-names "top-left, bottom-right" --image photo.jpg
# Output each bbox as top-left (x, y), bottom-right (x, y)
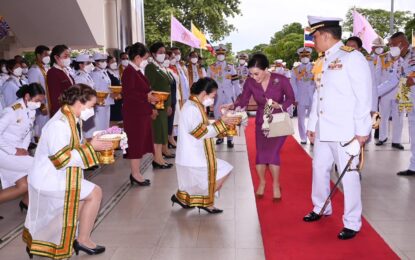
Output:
top-left (104, 126), bottom-right (122, 135)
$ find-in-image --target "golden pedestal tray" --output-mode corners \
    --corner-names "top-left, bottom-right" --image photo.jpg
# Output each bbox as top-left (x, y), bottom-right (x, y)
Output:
top-left (96, 91), bottom-right (109, 106)
top-left (152, 91), bottom-right (170, 110)
top-left (97, 134), bottom-right (121, 164)
top-left (109, 86), bottom-right (122, 100)
top-left (226, 115), bottom-right (242, 137)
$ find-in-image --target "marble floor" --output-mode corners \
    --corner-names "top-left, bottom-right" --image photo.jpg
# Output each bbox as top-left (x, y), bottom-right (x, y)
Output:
top-left (1, 117), bottom-right (415, 259)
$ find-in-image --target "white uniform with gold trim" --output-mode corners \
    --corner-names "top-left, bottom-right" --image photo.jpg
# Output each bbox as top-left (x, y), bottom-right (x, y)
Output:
top-left (307, 42), bottom-right (372, 231)
top-left (90, 67), bottom-right (113, 134)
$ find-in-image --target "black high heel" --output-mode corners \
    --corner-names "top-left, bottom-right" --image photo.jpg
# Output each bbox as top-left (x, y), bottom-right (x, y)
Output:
top-left (129, 174), bottom-right (150, 186)
top-left (26, 247), bottom-right (33, 259)
top-left (171, 195), bottom-right (193, 209)
top-left (73, 239), bottom-right (105, 255)
top-left (19, 201), bottom-right (28, 212)
top-left (152, 161), bottom-right (172, 169)
top-left (162, 153), bottom-right (176, 159)
top-left (168, 143), bottom-right (176, 149)
top-left (197, 206), bottom-right (223, 214)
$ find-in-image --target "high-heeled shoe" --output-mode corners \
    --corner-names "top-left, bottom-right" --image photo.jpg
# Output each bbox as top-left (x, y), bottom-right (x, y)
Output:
top-left (273, 186), bottom-right (282, 202)
top-left (26, 247), bottom-right (33, 259)
top-left (73, 239), bottom-right (106, 255)
top-left (168, 143), bottom-right (177, 149)
top-left (198, 206), bottom-right (223, 214)
top-left (171, 195), bottom-right (193, 209)
top-left (255, 183), bottom-right (265, 199)
top-left (129, 174), bottom-right (150, 186)
top-left (162, 153), bottom-right (176, 159)
top-left (19, 201), bottom-right (28, 212)
top-left (152, 161), bottom-right (173, 169)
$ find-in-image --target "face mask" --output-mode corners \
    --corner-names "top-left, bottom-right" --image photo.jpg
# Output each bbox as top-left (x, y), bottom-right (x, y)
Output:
top-left (84, 64), bottom-right (94, 73)
top-left (374, 47), bottom-right (384, 55)
top-left (202, 97), bottom-right (214, 107)
top-left (13, 67), bottom-right (23, 77)
top-left (217, 55), bottom-right (225, 62)
top-left (170, 59), bottom-right (177, 66)
top-left (155, 54), bottom-right (166, 63)
top-left (239, 59), bottom-right (246, 65)
top-left (175, 55), bottom-right (181, 62)
top-left (140, 59), bottom-right (148, 69)
top-left (162, 60), bottom-right (170, 68)
top-left (22, 68), bottom-right (28, 74)
top-left (80, 107), bottom-right (94, 121)
top-left (61, 57), bottom-right (71, 67)
top-left (301, 57), bottom-right (310, 64)
top-left (121, 59), bottom-right (129, 67)
top-left (27, 101), bottom-right (41, 110)
top-left (1, 66), bottom-right (7, 74)
top-left (190, 57), bottom-right (198, 64)
top-left (109, 62), bottom-right (118, 70)
top-left (98, 62), bottom-right (107, 69)
top-left (42, 56), bottom-right (51, 65)
top-left (389, 46), bottom-right (401, 57)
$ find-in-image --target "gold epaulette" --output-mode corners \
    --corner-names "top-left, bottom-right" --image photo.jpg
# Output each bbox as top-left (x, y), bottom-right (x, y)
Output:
top-left (340, 46), bottom-right (355, 52)
top-left (11, 103), bottom-right (22, 111)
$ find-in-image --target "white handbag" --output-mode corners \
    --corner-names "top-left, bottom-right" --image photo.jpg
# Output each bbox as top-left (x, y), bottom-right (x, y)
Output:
top-left (262, 101), bottom-right (294, 138)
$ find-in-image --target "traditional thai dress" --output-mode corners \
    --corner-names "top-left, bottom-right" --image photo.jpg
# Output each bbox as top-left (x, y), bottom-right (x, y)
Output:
top-left (23, 105), bottom-right (99, 259)
top-left (175, 95), bottom-right (233, 207)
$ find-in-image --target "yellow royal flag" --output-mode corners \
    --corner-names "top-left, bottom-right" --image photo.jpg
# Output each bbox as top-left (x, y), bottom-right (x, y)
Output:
top-left (191, 22), bottom-right (207, 50)
top-left (412, 30), bottom-right (415, 46)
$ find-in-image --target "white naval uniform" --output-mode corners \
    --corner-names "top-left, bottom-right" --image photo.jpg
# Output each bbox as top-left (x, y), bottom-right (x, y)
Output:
top-left (0, 99), bottom-right (35, 188)
top-left (236, 64), bottom-right (249, 89)
top-left (175, 63), bottom-right (190, 102)
top-left (0, 73), bottom-right (9, 110)
top-left (207, 61), bottom-right (240, 120)
top-left (367, 54), bottom-right (380, 112)
top-left (28, 63), bottom-right (49, 137)
top-left (376, 53), bottom-right (404, 143)
top-left (90, 68), bottom-right (113, 133)
top-left (307, 42), bottom-right (372, 231)
top-left (169, 67), bottom-right (181, 127)
top-left (74, 69), bottom-right (96, 138)
top-left (290, 62), bottom-right (315, 142)
top-left (1, 76), bottom-right (25, 107)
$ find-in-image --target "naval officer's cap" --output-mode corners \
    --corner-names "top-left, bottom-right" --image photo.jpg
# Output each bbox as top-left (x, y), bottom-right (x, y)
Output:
top-left (307, 16), bottom-right (342, 35)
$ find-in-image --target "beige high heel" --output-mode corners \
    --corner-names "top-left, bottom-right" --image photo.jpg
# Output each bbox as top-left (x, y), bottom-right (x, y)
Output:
top-left (273, 185), bottom-right (282, 202)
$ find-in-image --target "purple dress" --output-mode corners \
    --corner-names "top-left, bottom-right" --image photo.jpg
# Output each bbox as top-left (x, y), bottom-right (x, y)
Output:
top-left (235, 73), bottom-right (295, 165)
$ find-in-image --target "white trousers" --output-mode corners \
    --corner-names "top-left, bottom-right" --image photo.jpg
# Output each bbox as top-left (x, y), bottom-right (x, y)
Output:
top-left (379, 97), bottom-right (403, 143)
top-left (297, 105), bottom-right (310, 142)
top-left (408, 113), bottom-right (415, 171)
top-left (312, 137), bottom-right (362, 231)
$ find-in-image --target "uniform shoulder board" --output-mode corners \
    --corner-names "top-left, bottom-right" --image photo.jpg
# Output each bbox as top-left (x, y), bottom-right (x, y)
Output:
top-left (366, 55), bottom-right (373, 61)
top-left (11, 103), bottom-right (22, 111)
top-left (231, 74), bottom-right (239, 81)
top-left (340, 46), bottom-right (355, 53)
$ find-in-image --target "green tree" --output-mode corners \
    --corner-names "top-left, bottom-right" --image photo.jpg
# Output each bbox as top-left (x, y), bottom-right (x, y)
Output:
top-left (270, 23), bottom-right (303, 44)
top-left (144, 0), bottom-right (241, 45)
top-left (343, 8), bottom-right (413, 38)
top-left (404, 15), bottom-right (415, 41)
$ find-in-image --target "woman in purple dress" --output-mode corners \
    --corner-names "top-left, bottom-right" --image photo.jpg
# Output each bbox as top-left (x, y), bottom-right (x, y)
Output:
top-left (228, 53), bottom-right (295, 201)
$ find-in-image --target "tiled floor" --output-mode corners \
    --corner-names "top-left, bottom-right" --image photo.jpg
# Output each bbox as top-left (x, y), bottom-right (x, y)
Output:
top-left (2, 117), bottom-right (415, 259)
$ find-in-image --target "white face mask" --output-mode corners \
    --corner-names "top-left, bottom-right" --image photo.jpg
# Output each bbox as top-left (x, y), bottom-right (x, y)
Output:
top-left (170, 59), bottom-right (177, 66)
top-left (239, 59), bottom-right (246, 65)
top-left (42, 56), bottom-right (51, 65)
top-left (22, 68), bottom-right (28, 75)
top-left (80, 107), bottom-right (94, 121)
top-left (1, 66), bottom-right (7, 74)
top-left (98, 61), bottom-right (107, 69)
top-left (162, 60), bottom-right (170, 68)
top-left (109, 62), bottom-right (118, 70)
top-left (121, 59), bottom-right (129, 67)
top-left (13, 67), bottom-right (23, 77)
top-left (202, 97), bottom-right (214, 107)
top-left (61, 57), bottom-right (71, 67)
top-left (301, 57), bottom-right (310, 64)
top-left (155, 54), bottom-right (166, 63)
top-left (190, 57), bottom-right (198, 64)
top-left (140, 59), bottom-right (148, 69)
top-left (374, 47), bottom-right (384, 55)
top-left (27, 101), bottom-right (41, 110)
top-left (175, 55), bottom-right (181, 62)
top-left (217, 54), bottom-right (225, 62)
top-left (389, 46), bottom-right (401, 57)
top-left (84, 63), bottom-right (94, 73)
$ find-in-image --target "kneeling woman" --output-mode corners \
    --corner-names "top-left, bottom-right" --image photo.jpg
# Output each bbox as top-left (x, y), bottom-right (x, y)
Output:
top-left (23, 84), bottom-right (113, 259)
top-left (0, 83), bottom-right (45, 215)
top-left (171, 78), bottom-right (237, 214)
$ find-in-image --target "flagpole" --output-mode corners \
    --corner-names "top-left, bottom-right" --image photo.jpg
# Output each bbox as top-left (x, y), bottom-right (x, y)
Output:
top-left (170, 13), bottom-right (173, 47)
top-left (389, 0), bottom-right (394, 35)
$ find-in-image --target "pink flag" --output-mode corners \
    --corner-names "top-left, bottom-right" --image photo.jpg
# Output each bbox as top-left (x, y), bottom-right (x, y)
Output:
top-left (171, 16), bottom-right (200, 48)
top-left (353, 10), bottom-right (379, 52)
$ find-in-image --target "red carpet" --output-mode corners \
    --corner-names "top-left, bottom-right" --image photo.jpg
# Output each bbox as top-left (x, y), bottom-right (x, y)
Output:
top-left (244, 118), bottom-right (399, 260)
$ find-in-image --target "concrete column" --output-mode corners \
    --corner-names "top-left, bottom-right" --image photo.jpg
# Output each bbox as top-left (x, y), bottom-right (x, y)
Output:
top-left (104, 0), bottom-right (118, 55)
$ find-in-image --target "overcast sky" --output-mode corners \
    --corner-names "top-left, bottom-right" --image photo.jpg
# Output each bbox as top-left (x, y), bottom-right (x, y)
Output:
top-left (222, 0), bottom-right (415, 52)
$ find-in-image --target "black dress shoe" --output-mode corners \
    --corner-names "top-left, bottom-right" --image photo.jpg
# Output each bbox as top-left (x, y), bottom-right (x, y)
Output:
top-left (171, 195), bottom-right (194, 209)
top-left (300, 141), bottom-right (307, 145)
top-left (392, 143), bottom-right (404, 150)
top-left (338, 228), bottom-right (358, 240)
top-left (397, 169), bottom-right (415, 176)
top-left (73, 239), bottom-right (105, 255)
top-left (129, 174), bottom-right (150, 186)
top-left (303, 211), bottom-right (322, 222)
top-left (152, 161), bottom-right (171, 169)
top-left (227, 140), bottom-right (234, 148)
top-left (216, 138), bottom-right (224, 145)
top-left (375, 138), bottom-right (388, 146)
top-left (86, 165), bottom-right (99, 171)
top-left (163, 153), bottom-right (176, 159)
top-left (19, 201), bottom-right (28, 212)
top-left (198, 206), bottom-right (223, 214)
